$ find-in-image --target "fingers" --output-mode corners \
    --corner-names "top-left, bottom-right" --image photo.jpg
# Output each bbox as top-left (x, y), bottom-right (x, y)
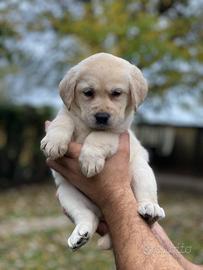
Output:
top-left (65, 142), bottom-right (81, 159)
top-left (47, 157), bottom-right (73, 172)
top-left (57, 156), bottom-right (79, 172)
top-left (96, 221), bottom-right (108, 236)
top-left (47, 155), bottom-right (81, 178)
top-left (53, 157), bottom-right (69, 167)
top-left (46, 159), bottom-right (67, 177)
top-left (47, 158), bottom-right (85, 192)
top-left (118, 132), bottom-right (130, 159)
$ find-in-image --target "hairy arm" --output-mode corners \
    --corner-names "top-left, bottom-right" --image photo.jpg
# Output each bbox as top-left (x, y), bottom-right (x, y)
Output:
top-left (47, 133), bottom-right (187, 269)
top-left (101, 187), bottom-right (183, 270)
top-left (152, 223), bottom-right (203, 270)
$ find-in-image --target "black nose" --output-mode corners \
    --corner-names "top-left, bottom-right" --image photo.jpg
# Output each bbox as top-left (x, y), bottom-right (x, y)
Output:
top-left (95, 112), bottom-right (110, 125)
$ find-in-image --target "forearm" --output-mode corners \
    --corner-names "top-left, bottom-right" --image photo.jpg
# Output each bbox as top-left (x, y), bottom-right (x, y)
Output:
top-left (46, 131), bottom-right (201, 269)
top-left (152, 223), bottom-right (203, 270)
top-left (102, 188), bottom-right (183, 270)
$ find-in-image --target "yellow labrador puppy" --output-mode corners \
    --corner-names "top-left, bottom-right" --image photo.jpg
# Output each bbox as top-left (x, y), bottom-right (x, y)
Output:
top-left (41, 53), bottom-right (165, 250)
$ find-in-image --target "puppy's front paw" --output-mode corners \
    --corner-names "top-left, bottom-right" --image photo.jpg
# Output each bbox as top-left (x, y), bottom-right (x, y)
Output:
top-left (138, 202), bottom-right (165, 224)
top-left (41, 133), bottom-right (69, 159)
top-left (79, 146), bottom-right (105, 178)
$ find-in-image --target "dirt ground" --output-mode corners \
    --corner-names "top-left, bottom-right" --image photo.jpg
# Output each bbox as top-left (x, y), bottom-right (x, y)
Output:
top-left (0, 174), bottom-right (202, 270)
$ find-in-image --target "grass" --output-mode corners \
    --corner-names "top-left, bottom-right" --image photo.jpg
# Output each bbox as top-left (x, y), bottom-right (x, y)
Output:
top-left (0, 229), bottom-right (114, 270)
top-left (0, 183), bottom-right (202, 269)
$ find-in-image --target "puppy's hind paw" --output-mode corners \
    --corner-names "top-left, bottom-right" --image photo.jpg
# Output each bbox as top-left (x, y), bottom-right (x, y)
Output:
top-left (67, 224), bottom-right (90, 251)
top-left (79, 146), bottom-right (105, 178)
top-left (138, 202), bottom-right (165, 224)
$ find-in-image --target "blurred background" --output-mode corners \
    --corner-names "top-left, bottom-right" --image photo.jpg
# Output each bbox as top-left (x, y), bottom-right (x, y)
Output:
top-left (0, 0), bottom-right (202, 269)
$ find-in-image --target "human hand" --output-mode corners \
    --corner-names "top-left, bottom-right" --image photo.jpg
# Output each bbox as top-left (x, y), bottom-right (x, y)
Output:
top-left (47, 132), bottom-right (132, 210)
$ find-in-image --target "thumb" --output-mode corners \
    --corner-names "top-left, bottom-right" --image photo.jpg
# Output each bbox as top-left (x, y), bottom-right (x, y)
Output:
top-left (117, 132), bottom-right (130, 159)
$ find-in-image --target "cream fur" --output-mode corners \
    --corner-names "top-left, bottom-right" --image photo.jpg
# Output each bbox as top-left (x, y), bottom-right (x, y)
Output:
top-left (41, 53), bottom-right (165, 250)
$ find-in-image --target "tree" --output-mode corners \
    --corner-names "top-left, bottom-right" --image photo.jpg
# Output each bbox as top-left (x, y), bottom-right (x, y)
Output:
top-left (0, 0), bottom-right (202, 109)
top-left (41, 0), bottom-right (203, 95)
top-left (0, 4), bottom-right (21, 102)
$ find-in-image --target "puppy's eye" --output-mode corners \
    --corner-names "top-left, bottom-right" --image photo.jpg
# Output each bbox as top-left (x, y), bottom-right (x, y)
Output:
top-left (111, 90), bottom-right (122, 97)
top-left (83, 88), bottom-right (94, 98)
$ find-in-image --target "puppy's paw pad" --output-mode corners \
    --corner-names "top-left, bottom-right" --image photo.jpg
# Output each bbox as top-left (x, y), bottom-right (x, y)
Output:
top-left (40, 135), bottom-right (68, 159)
top-left (138, 202), bottom-right (165, 223)
top-left (67, 224), bottom-right (90, 251)
top-left (79, 148), bottom-right (105, 177)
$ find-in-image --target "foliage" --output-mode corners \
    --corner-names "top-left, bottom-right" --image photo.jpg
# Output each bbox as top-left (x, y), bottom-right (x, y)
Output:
top-left (42, 0), bottom-right (203, 93)
top-left (0, 105), bottom-right (53, 188)
top-left (0, 4), bottom-right (21, 102)
top-left (0, 0), bottom-right (202, 102)
top-left (0, 1), bottom-right (21, 63)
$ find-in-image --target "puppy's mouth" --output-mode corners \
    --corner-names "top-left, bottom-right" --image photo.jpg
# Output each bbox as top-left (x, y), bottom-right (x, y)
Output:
top-left (87, 121), bottom-right (112, 130)
top-left (93, 123), bottom-right (110, 130)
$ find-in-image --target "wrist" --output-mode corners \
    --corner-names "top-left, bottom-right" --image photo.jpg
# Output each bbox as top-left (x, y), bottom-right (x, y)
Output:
top-left (101, 185), bottom-right (138, 220)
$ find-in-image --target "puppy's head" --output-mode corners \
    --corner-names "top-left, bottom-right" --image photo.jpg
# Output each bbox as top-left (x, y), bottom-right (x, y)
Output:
top-left (59, 53), bottom-right (148, 130)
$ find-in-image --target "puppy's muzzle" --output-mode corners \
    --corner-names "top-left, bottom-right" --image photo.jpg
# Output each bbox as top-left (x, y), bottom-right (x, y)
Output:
top-left (95, 112), bottom-right (110, 125)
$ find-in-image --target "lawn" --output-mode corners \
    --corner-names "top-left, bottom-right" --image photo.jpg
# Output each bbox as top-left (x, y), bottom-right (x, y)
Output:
top-left (0, 183), bottom-right (202, 270)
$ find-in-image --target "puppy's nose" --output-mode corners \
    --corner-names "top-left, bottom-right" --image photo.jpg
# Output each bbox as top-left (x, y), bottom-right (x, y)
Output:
top-left (95, 112), bottom-right (110, 125)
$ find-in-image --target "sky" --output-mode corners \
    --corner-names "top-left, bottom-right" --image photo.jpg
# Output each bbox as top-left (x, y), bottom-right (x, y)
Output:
top-left (1, 0), bottom-right (203, 127)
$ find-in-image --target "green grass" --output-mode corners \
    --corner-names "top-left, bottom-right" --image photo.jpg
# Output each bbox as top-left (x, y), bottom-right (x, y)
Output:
top-left (0, 229), bottom-right (114, 270)
top-left (0, 183), bottom-right (202, 269)
top-left (0, 184), bottom-right (60, 220)
top-left (159, 191), bottom-right (203, 264)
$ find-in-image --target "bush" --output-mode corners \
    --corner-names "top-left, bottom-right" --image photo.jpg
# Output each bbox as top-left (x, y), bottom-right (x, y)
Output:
top-left (0, 105), bottom-right (54, 188)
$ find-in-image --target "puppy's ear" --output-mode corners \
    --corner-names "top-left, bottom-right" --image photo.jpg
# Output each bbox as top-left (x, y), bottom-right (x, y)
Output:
top-left (129, 65), bottom-right (148, 110)
top-left (59, 66), bottom-right (78, 110)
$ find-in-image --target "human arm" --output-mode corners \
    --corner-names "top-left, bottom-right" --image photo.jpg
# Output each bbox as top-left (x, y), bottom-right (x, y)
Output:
top-left (47, 133), bottom-right (185, 270)
top-left (152, 223), bottom-right (203, 270)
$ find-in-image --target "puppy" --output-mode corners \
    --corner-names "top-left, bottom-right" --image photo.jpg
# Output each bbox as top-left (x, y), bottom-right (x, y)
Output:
top-left (41, 53), bottom-right (165, 250)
